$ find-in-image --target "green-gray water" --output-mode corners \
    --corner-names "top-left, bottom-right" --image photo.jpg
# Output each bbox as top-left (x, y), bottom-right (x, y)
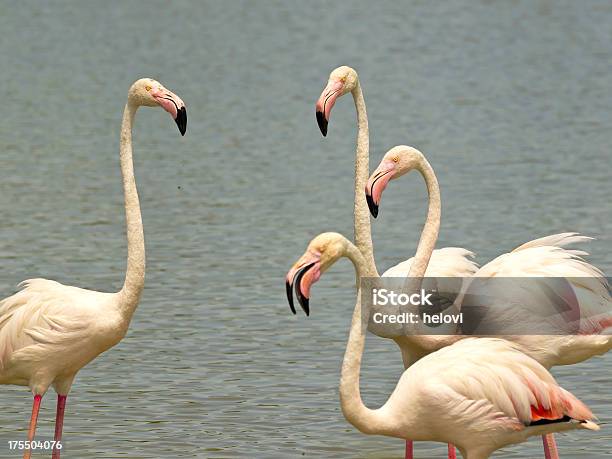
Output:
top-left (0, 1), bottom-right (610, 457)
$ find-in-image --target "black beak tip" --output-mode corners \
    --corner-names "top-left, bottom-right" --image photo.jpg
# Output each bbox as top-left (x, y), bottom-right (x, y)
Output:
top-left (294, 262), bottom-right (315, 317)
top-left (301, 298), bottom-right (310, 317)
top-left (175, 107), bottom-right (187, 136)
top-left (366, 192), bottom-right (379, 218)
top-left (286, 280), bottom-right (296, 315)
top-left (316, 111), bottom-right (328, 137)
top-left (296, 288), bottom-right (310, 317)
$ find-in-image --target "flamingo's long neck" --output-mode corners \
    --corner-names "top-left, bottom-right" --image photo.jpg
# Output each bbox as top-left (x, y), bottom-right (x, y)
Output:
top-left (395, 155), bottom-right (442, 354)
top-left (405, 155), bottom-right (441, 287)
top-left (352, 83), bottom-right (379, 277)
top-left (340, 242), bottom-right (393, 435)
top-left (117, 102), bottom-right (145, 318)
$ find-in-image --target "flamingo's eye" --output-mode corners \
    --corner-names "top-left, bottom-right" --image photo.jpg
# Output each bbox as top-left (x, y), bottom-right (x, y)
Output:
top-left (340, 76), bottom-right (347, 83)
top-left (393, 156), bottom-right (399, 163)
top-left (145, 85), bottom-right (152, 92)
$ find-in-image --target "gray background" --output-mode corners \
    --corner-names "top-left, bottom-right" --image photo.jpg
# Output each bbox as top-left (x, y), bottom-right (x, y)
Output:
top-left (0, 1), bottom-right (610, 457)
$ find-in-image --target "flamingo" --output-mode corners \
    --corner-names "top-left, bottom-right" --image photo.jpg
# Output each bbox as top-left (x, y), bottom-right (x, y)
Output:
top-left (286, 232), bottom-right (599, 459)
top-left (315, 67), bottom-right (476, 458)
top-left (0, 78), bottom-right (187, 459)
top-left (366, 145), bottom-right (612, 458)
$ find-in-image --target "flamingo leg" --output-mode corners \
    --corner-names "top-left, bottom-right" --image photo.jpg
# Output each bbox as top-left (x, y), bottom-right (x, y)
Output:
top-left (447, 443), bottom-right (457, 459)
top-left (404, 440), bottom-right (413, 459)
top-left (542, 434), bottom-right (559, 459)
top-left (23, 394), bottom-right (42, 459)
top-left (51, 394), bottom-right (67, 459)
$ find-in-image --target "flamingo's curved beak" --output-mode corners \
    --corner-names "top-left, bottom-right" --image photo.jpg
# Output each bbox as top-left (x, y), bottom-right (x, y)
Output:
top-left (286, 252), bottom-right (322, 316)
top-left (151, 87), bottom-right (187, 136)
top-left (315, 79), bottom-right (345, 136)
top-left (365, 160), bottom-right (396, 218)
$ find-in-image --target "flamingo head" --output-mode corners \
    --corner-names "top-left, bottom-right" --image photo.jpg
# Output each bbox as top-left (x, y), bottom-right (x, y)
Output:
top-left (286, 232), bottom-right (348, 316)
top-left (128, 78), bottom-right (187, 136)
top-left (365, 145), bottom-right (423, 218)
top-left (315, 66), bottom-right (358, 136)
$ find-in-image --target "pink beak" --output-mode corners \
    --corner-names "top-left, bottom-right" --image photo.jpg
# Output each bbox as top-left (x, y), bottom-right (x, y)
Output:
top-left (286, 251), bottom-right (321, 316)
top-left (315, 79), bottom-right (345, 136)
top-left (151, 87), bottom-right (187, 136)
top-left (365, 160), bottom-right (396, 218)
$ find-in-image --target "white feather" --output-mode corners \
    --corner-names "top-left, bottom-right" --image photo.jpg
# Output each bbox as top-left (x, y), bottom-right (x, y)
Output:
top-left (382, 247), bottom-right (479, 278)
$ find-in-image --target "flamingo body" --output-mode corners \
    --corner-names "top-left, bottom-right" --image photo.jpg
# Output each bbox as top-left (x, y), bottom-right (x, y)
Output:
top-left (384, 338), bottom-right (598, 459)
top-left (382, 247), bottom-right (479, 278)
top-left (457, 232), bottom-right (612, 367)
top-left (0, 280), bottom-right (123, 393)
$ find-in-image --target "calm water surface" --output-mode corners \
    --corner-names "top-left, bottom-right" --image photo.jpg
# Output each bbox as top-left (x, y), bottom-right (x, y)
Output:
top-left (0, 1), bottom-right (610, 458)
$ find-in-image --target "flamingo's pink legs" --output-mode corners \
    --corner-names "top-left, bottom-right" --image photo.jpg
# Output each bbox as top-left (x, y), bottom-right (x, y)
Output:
top-left (404, 440), bottom-right (413, 459)
top-left (51, 394), bottom-right (67, 459)
top-left (405, 441), bottom-right (457, 459)
top-left (23, 394), bottom-right (42, 459)
top-left (542, 434), bottom-right (559, 459)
